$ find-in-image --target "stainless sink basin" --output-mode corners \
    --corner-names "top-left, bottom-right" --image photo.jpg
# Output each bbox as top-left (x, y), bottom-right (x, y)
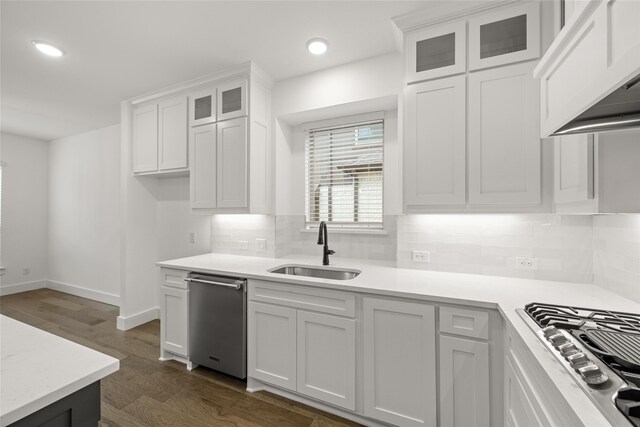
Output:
top-left (269, 264), bottom-right (361, 280)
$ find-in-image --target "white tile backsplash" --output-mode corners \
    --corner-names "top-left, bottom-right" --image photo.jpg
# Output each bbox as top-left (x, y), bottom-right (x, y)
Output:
top-left (397, 214), bottom-right (593, 283)
top-left (593, 214), bottom-right (640, 304)
top-left (275, 215), bottom-right (397, 261)
top-left (211, 215), bottom-right (276, 257)
top-left (208, 212), bottom-right (639, 304)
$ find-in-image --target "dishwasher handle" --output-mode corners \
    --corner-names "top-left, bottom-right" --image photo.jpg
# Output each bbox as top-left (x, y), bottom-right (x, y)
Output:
top-left (185, 276), bottom-right (245, 290)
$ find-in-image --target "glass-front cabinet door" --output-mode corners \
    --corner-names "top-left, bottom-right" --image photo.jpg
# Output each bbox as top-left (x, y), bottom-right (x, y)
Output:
top-left (468, 2), bottom-right (540, 71)
top-left (217, 78), bottom-right (247, 122)
top-left (189, 87), bottom-right (216, 127)
top-left (405, 21), bottom-right (466, 83)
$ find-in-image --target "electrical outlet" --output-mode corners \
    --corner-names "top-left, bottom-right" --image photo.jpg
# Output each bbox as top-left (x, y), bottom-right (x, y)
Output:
top-left (23, 267), bottom-right (31, 276)
top-left (189, 232), bottom-right (196, 244)
top-left (239, 241), bottom-right (249, 250)
top-left (256, 238), bottom-right (266, 251)
top-left (516, 257), bottom-right (539, 270)
top-left (412, 251), bottom-right (430, 263)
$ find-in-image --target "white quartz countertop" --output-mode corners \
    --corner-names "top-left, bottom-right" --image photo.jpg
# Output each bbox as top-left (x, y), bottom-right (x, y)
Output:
top-left (0, 315), bottom-right (119, 426)
top-left (159, 252), bottom-right (640, 427)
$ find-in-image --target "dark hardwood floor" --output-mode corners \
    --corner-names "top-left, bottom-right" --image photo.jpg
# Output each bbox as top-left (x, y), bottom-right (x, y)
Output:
top-left (0, 289), bottom-right (363, 427)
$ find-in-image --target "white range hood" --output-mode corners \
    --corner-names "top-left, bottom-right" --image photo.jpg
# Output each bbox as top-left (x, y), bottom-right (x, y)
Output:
top-left (534, 0), bottom-right (640, 137)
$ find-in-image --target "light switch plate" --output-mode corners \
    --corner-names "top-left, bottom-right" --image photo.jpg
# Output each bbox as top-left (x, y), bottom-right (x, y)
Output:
top-left (256, 238), bottom-right (266, 251)
top-left (239, 241), bottom-right (249, 250)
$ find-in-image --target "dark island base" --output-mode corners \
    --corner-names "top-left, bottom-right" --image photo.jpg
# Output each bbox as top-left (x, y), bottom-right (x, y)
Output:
top-left (9, 381), bottom-right (100, 427)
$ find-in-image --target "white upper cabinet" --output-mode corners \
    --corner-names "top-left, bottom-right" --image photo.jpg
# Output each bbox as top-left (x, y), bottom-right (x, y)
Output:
top-left (132, 103), bottom-right (158, 173)
top-left (216, 117), bottom-right (248, 209)
top-left (158, 96), bottom-right (188, 171)
top-left (189, 124), bottom-right (216, 209)
top-left (217, 78), bottom-right (247, 122)
top-left (468, 61), bottom-right (541, 205)
top-left (554, 133), bottom-right (594, 204)
top-left (189, 87), bottom-right (216, 127)
top-left (405, 76), bottom-right (466, 208)
top-left (405, 21), bottom-right (466, 83)
top-left (132, 95), bottom-right (188, 175)
top-left (468, 2), bottom-right (541, 71)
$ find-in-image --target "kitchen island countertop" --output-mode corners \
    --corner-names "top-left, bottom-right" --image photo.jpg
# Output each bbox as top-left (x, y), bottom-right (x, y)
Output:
top-left (0, 315), bottom-right (119, 426)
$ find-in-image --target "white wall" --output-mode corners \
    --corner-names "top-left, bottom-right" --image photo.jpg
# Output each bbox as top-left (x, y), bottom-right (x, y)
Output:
top-left (0, 133), bottom-right (49, 293)
top-left (156, 176), bottom-right (211, 261)
top-left (593, 214), bottom-right (640, 304)
top-left (47, 125), bottom-right (121, 304)
top-left (273, 52), bottom-right (403, 217)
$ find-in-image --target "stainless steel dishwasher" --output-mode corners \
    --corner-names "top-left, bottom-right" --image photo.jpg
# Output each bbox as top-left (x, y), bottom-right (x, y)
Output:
top-left (186, 273), bottom-right (247, 379)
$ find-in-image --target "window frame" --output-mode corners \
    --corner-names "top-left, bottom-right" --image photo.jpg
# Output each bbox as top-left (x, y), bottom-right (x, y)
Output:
top-left (302, 112), bottom-right (385, 231)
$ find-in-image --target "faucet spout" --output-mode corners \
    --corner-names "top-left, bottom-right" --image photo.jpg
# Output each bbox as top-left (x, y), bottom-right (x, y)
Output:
top-left (317, 221), bottom-right (335, 265)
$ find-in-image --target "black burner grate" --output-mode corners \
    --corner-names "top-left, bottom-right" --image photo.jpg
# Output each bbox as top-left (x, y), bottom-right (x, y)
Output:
top-left (524, 303), bottom-right (640, 334)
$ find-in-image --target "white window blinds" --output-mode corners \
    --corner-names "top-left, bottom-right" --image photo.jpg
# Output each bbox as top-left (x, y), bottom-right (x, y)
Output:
top-left (305, 119), bottom-right (383, 228)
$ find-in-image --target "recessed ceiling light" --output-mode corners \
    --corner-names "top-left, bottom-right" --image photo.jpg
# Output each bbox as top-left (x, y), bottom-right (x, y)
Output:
top-left (306, 38), bottom-right (328, 55)
top-left (31, 41), bottom-right (64, 57)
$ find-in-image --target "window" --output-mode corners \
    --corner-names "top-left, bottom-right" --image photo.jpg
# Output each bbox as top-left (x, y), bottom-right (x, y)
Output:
top-left (305, 118), bottom-right (383, 228)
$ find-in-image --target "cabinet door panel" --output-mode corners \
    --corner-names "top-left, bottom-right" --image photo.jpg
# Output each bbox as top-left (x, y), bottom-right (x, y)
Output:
top-left (469, 3), bottom-right (540, 70)
top-left (132, 103), bottom-right (158, 173)
top-left (158, 96), bottom-right (188, 171)
top-left (190, 87), bottom-right (217, 127)
top-left (405, 21), bottom-right (466, 82)
top-left (363, 298), bottom-right (436, 427)
top-left (217, 117), bottom-right (248, 208)
top-left (248, 302), bottom-right (296, 391)
top-left (440, 335), bottom-right (490, 427)
top-left (405, 76), bottom-right (466, 207)
top-left (554, 134), bottom-right (594, 203)
top-left (160, 286), bottom-right (188, 357)
top-left (190, 124), bottom-right (217, 209)
top-left (468, 62), bottom-right (541, 205)
top-left (217, 78), bottom-right (248, 122)
top-left (504, 357), bottom-right (543, 427)
top-left (297, 312), bottom-right (356, 410)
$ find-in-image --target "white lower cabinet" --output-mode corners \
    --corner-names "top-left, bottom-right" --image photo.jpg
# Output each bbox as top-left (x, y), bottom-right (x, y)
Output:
top-left (504, 357), bottom-right (542, 427)
top-left (160, 285), bottom-right (188, 357)
top-left (247, 282), bottom-right (356, 412)
top-left (247, 301), bottom-right (297, 391)
top-left (504, 324), bottom-right (580, 426)
top-left (296, 311), bottom-right (356, 410)
top-left (439, 335), bottom-right (490, 427)
top-left (363, 297), bottom-right (437, 427)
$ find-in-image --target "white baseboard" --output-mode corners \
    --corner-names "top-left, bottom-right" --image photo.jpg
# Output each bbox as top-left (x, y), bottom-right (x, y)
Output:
top-left (0, 280), bottom-right (47, 296)
top-left (46, 280), bottom-right (120, 306)
top-left (117, 307), bottom-right (159, 331)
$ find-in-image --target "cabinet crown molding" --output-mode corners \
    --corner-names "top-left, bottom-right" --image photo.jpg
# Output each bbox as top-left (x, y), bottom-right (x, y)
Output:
top-left (392, 0), bottom-right (517, 32)
top-left (129, 61), bottom-right (273, 106)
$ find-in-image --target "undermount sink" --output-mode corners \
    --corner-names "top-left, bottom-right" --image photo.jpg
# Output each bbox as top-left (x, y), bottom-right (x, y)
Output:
top-left (269, 264), bottom-right (361, 280)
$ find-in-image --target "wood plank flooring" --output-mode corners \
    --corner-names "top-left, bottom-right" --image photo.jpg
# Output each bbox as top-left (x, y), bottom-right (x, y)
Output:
top-left (0, 289), bottom-right (363, 427)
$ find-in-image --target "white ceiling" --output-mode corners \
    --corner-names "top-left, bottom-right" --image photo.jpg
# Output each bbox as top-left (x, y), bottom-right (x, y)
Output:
top-left (0, 1), bottom-right (467, 142)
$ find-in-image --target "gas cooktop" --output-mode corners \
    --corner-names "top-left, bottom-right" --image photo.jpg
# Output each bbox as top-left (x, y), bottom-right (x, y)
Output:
top-left (519, 302), bottom-right (640, 427)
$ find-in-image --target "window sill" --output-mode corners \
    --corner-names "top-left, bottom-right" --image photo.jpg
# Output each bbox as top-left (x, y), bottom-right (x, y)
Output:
top-left (299, 228), bottom-right (389, 236)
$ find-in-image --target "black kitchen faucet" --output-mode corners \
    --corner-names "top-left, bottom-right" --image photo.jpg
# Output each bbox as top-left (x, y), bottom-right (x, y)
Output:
top-left (317, 221), bottom-right (335, 265)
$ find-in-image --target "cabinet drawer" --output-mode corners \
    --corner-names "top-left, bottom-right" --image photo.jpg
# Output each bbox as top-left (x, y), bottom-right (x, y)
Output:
top-left (248, 280), bottom-right (355, 318)
top-left (439, 305), bottom-right (489, 339)
top-left (161, 268), bottom-right (188, 289)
